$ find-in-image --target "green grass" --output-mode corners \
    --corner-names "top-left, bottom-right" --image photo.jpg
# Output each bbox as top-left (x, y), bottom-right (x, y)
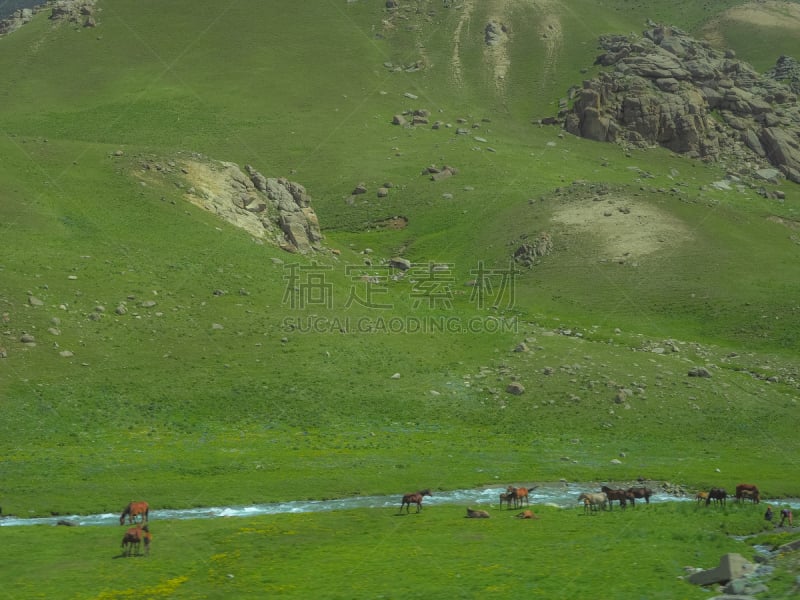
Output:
top-left (0, 501), bottom-right (785, 599)
top-left (1, 0), bottom-right (800, 596)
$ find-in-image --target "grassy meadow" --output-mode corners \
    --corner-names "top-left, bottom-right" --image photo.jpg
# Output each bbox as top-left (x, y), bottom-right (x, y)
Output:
top-left (1, 0), bottom-right (800, 596)
top-left (2, 501), bottom-right (790, 599)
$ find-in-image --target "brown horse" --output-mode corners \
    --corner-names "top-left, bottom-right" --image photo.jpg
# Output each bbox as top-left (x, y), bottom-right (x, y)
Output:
top-left (507, 485), bottom-right (533, 508)
top-left (121, 525), bottom-right (151, 557)
top-left (465, 507), bottom-right (490, 518)
top-left (120, 501), bottom-right (149, 525)
top-left (695, 491), bottom-right (709, 505)
top-left (738, 489), bottom-right (761, 504)
top-left (600, 486), bottom-right (628, 510)
top-left (399, 489), bottom-right (431, 513)
top-left (626, 486), bottom-right (654, 506)
top-left (735, 483), bottom-right (760, 504)
top-left (515, 510), bottom-right (540, 519)
top-left (706, 487), bottom-right (727, 506)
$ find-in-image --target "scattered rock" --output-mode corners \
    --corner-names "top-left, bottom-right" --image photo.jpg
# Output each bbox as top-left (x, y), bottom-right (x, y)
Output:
top-left (506, 382), bottom-right (525, 395)
top-left (688, 366), bottom-right (712, 378)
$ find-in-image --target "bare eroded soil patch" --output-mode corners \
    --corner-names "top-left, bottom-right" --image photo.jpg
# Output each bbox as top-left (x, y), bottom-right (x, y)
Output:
top-left (701, 1), bottom-right (800, 46)
top-left (551, 196), bottom-right (692, 261)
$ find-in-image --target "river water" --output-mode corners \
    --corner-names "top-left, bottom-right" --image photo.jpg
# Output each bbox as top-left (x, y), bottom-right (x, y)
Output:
top-left (3, 484), bottom-right (798, 527)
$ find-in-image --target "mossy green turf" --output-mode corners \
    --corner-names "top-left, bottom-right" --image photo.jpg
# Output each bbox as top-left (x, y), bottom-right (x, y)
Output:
top-left (1, 502), bottom-right (790, 599)
top-left (1, 0), bottom-right (800, 595)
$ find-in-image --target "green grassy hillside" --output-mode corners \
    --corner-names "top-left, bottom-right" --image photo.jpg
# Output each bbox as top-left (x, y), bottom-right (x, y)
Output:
top-left (1, 1), bottom-right (800, 595)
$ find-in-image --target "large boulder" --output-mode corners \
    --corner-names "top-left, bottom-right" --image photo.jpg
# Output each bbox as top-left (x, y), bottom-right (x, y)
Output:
top-left (562, 24), bottom-right (800, 182)
top-left (687, 553), bottom-right (755, 586)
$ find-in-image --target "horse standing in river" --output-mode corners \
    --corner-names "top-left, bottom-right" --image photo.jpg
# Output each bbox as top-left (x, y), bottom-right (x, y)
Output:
top-left (120, 501), bottom-right (149, 525)
top-left (578, 492), bottom-right (608, 513)
top-left (735, 483), bottom-right (760, 504)
top-left (626, 486), bottom-right (654, 506)
top-left (706, 487), bottom-right (727, 506)
top-left (399, 489), bottom-right (431, 514)
top-left (600, 486), bottom-right (628, 510)
top-left (507, 486), bottom-right (532, 508)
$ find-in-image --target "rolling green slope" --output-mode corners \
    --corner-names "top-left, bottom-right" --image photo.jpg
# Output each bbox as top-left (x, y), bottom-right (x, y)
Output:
top-left (0, 0), bottom-right (798, 515)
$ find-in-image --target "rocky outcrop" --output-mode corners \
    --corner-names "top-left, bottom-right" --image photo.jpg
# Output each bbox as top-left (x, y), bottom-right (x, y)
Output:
top-left (563, 24), bottom-right (800, 183)
top-left (134, 154), bottom-right (323, 254)
top-left (50, 0), bottom-right (96, 27)
top-left (687, 553), bottom-right (755, 586)
top-left (0, 6), bottom-right (37, 35)
top-left (1, 1), bottom-right (97, 35)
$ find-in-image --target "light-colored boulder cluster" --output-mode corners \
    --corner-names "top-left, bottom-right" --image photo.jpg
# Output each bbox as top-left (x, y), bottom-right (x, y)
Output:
top-left (1, 0), bottom-right (97, 35)
top-left (133, 154), bottom-right (323, 254)
top-left (0, 6), bottom-right (37, 35)
top-left (50, 0), bottom-right (96, 27)
top-left (563, 23), bottom-right (800, 183)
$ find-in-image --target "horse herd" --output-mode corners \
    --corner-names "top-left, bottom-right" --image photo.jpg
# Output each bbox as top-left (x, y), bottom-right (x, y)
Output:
top-left (118, 501), bottom-right (151, 557)
top-left (577, 485), bottom-right (655, 513)
top-left (694, 483), bottom-right (762, 506)
top-left (398, 484), bottom-right (657, 518)
top-left (116, 483), bottom-right (765, 553)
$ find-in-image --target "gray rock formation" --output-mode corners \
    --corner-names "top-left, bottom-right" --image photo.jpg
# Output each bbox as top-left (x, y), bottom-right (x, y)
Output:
top-left (563, 24), bottom-right (800, 183)
top-left (138, 154), bottom-right (323, 254)
top-left (687, 553), bottom-right (755, 586)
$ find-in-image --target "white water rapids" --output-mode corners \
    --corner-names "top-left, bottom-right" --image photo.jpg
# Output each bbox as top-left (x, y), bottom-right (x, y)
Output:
top-left (5, 484), bottom-right (796, 527)
top-left (0, 483), bottom-right (800, 527)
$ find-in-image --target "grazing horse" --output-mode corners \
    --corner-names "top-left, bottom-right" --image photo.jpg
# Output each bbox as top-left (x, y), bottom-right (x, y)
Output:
top-left (578, 492), bottom-right (608, 513)
top-left (499, 491), bottom-right (514, 509)
top-left (735, 483), bottom-right (760, 504)
top-left (600, 486), bottom-right (628, 510)
top-left (120, 501), bottom-right (149, 525)
top-left (399, 489), bottom-right (431, 514)
top-left (121, 525), bottom-right (151, 557)
top-left (695, 491), bottom-right (709, 505)
top-left (507, 485), bottom-right (532, 508)
top-left (465, 507), bottom-right (490, 518)
top-left (706, 487), bottom-right (727, 506)
top-left (626, 487), bottom-right (654, 506)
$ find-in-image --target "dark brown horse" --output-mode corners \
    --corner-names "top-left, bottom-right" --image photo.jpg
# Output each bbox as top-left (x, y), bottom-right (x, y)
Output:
top-left (735, 483), bottom-right (760, 504)
top-left (465, 507), bottom-right (490, 518)
top-left (626, 486), bottom-right (654, 506)
top-left (121, 525), bottom-right (151, 557)
top-left (600, 485), bottom-right (628, 510)
top-left (399, 489), bottom-right (431, 513)
top-left (706, 487), bottom-right (727, 506)
top-left (499, 491), bottom-right (514, 509)
top-left (120, 501), bottom-right (149, 525)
